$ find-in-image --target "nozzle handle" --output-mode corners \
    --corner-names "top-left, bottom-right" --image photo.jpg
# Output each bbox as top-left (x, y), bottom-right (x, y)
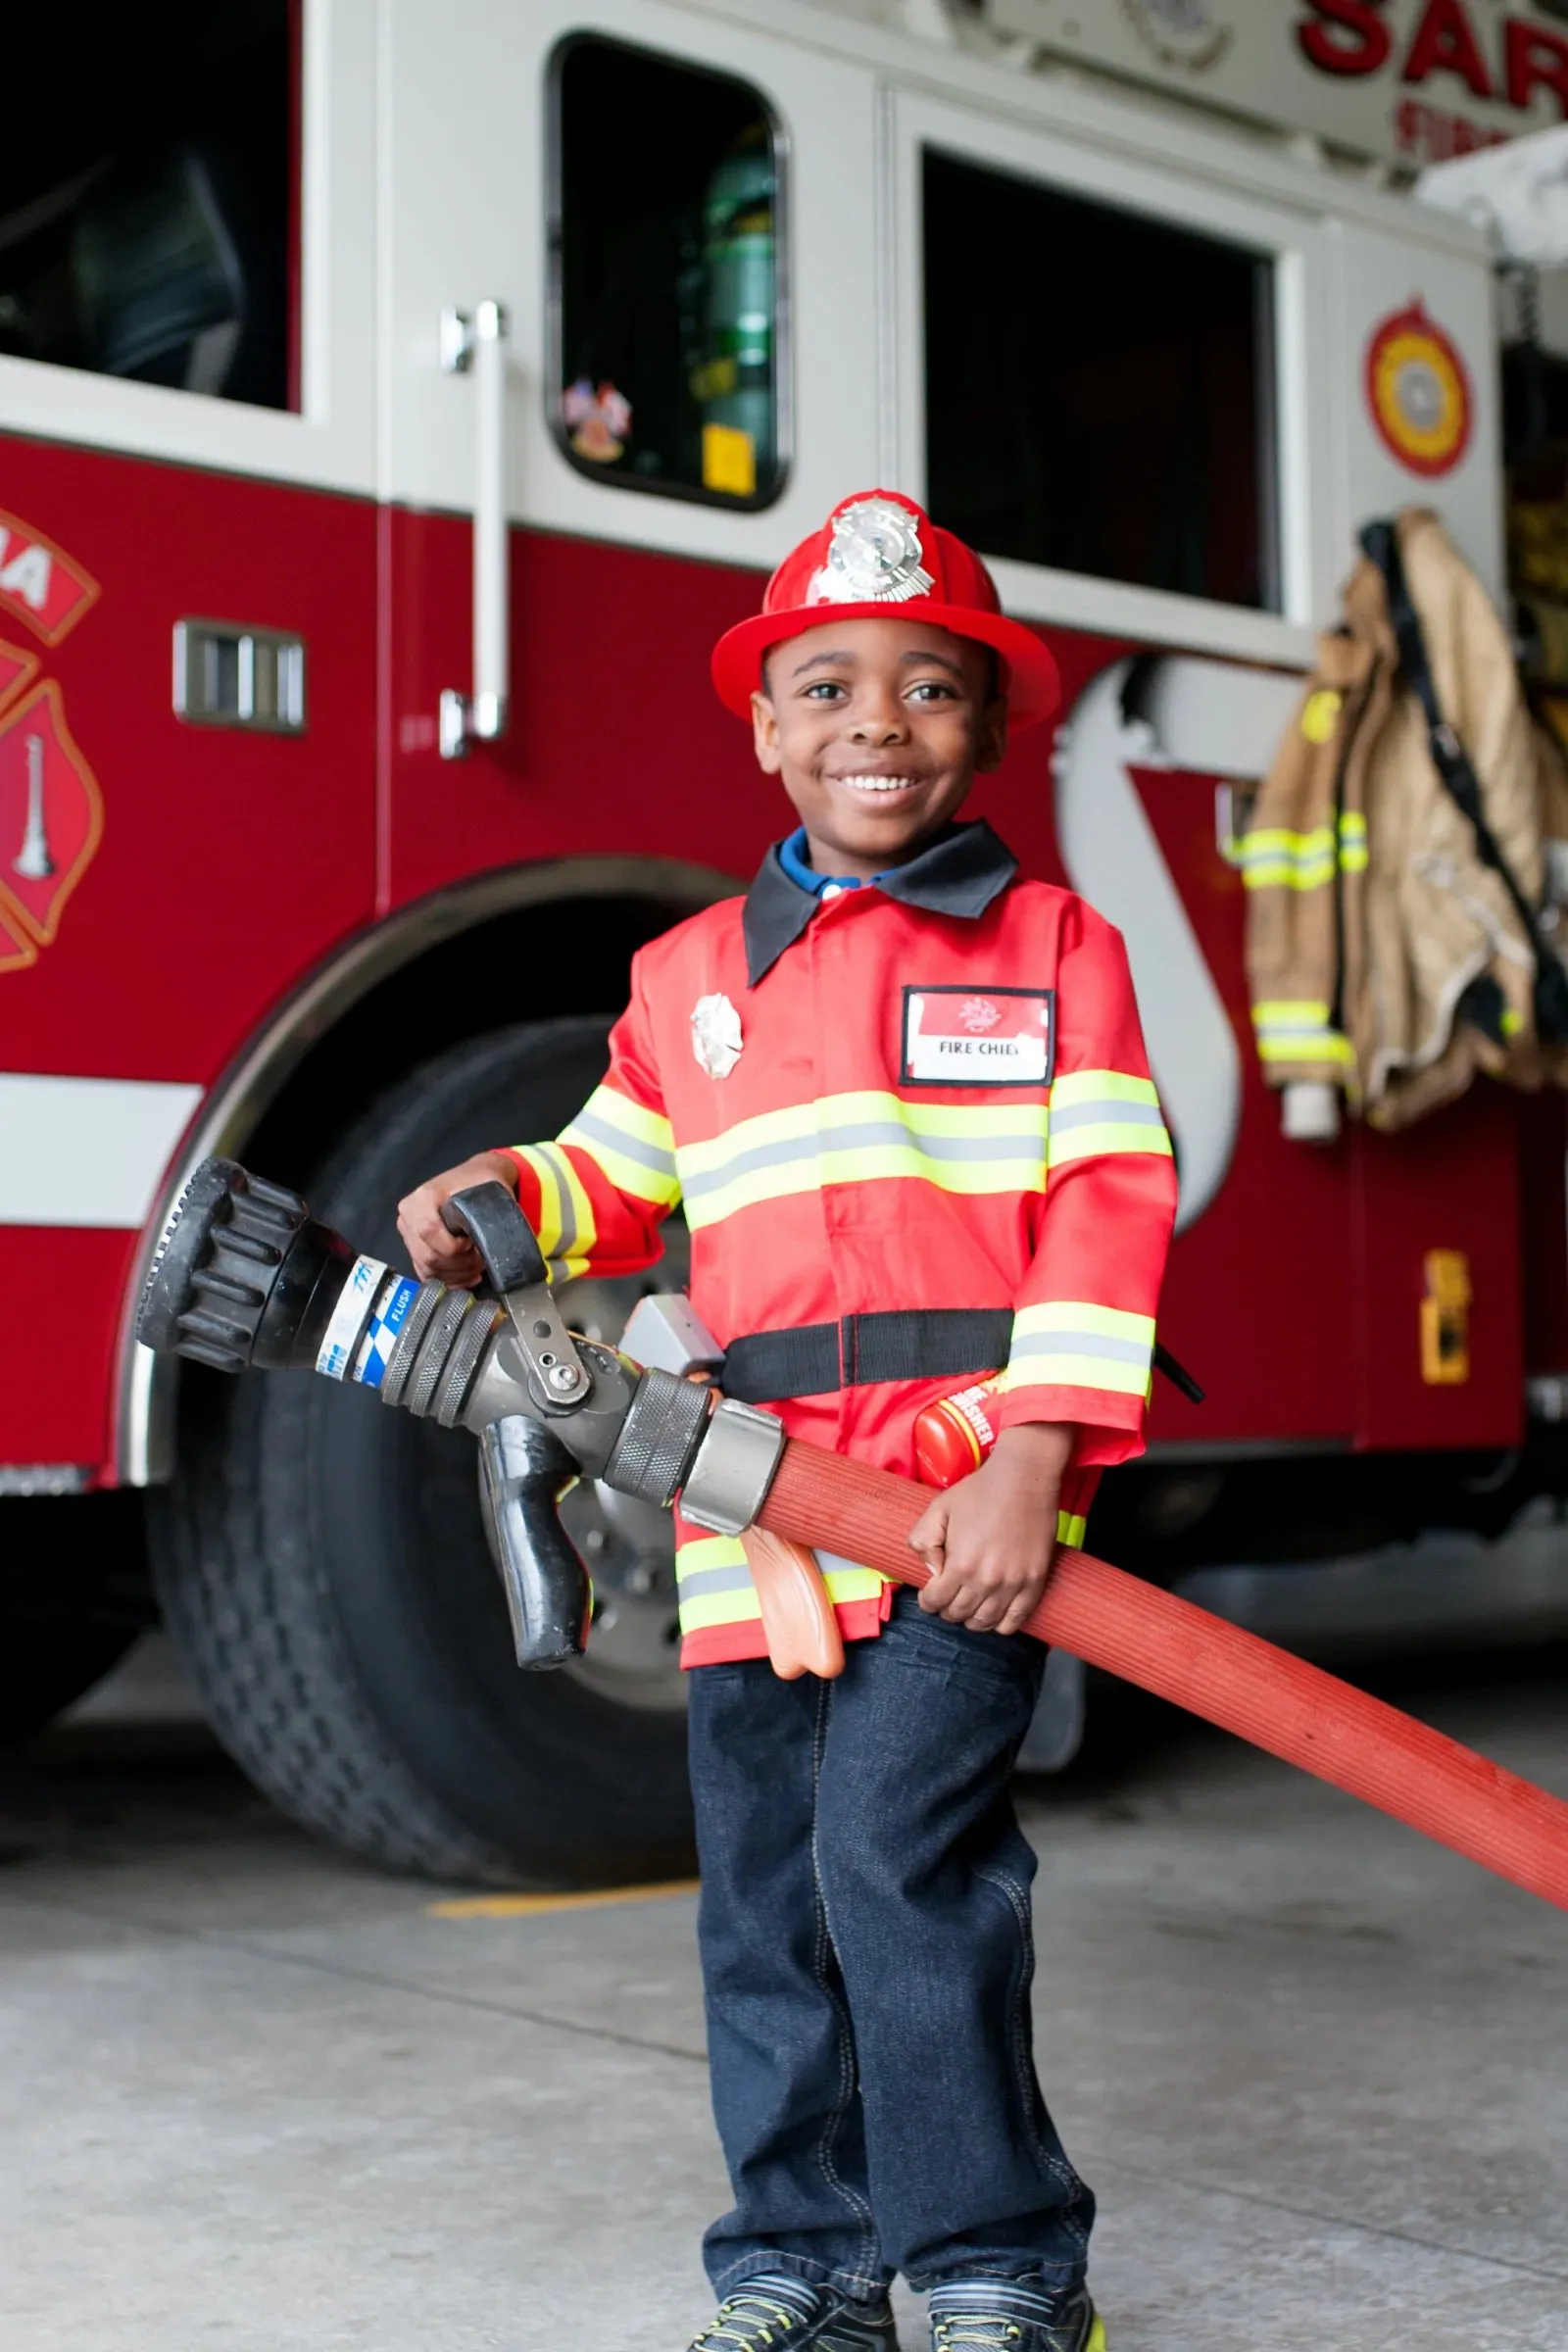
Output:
top-left (442, 1179), bottom-right (591, 1408)
top-left (442, 1181), bottom-right (550, 1295)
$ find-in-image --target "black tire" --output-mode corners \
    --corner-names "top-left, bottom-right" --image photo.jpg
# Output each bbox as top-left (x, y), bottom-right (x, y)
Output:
top-left (150, 1019), bottom-right (694, 1886)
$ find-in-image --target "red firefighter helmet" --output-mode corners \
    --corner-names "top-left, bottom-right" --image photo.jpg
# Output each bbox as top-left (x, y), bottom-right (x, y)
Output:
top-left (710, 489), bottom-right (1060, 728)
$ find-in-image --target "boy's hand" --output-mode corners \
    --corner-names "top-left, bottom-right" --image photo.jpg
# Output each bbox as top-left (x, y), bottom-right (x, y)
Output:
top-left (907, 1421), bottom-right (1076, 1636)
top-left (396, 1151), bottom-right (520, 1286)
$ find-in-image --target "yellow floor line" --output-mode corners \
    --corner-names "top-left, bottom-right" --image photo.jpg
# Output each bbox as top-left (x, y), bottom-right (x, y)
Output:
top-left (427, 1878), bottom-right (701, 1920)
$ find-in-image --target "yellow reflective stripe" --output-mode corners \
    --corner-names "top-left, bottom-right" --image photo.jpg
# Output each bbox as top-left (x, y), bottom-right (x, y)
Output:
top-left (1239, 827), bottom-right (1335, 894)
top-left (1049, 1122), bottom-right (1173, 1167)
top-left (679, 1587), bottom-right (764, 1633)
top-left (1006, 1300), bottom-right (1156, 1400)
top-left (1239, 825), bottom-right (1336, 859)
top-left (814, 1552), bottom-right (887, 1606)
top-left (510, 1145), bottom-right (592, 1282)
top-left (1056, 1510), bottom-right (1087, 1548)
top-left (1047, 1069), bottom-right (1170, 1170)
top-left (674, 1538), bottom-right (885, 1634)
top-left (677, 1100), bottom-right (815, 1175)
top-left (1250, 1001), bottom-right (1355, 1066)
top-left (676, 1092), bottom-right (1049, 1234)
top-left (1241, 858), bottom-right (1335, 892)
top-left (1240, 816), bottom-right (1369, 889)
top-left (560, 1085), bottom-right (680, 1207)
top-left (675, 1535), bottom-right (758, 1632)
top-left (675, 1535), bottom-right (748, 1578)
top-left (1338, 811), bottom-right (1369, 873)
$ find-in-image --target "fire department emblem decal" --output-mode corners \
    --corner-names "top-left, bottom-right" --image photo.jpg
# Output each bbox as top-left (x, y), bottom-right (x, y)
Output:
top-left (961, 996), bottom-right (1003, 1032)
top-left (0, 681), bottom-right (104, 973)
top-left (1364, 302), bottom-right (1472, 480)
top-left (0, 508), bottom-right (106, 979)
top-left (809, 498), bottom-right (934, 607)
top-left (692, 991), bottom-right (744, 1079)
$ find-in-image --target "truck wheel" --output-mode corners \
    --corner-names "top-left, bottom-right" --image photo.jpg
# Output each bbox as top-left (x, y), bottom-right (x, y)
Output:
top-left (150, 1020), bottom-right (694, 1886)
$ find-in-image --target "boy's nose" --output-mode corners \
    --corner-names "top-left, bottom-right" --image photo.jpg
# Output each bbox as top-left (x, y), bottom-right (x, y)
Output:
top-left (847, 696), bottom-right (907, 744)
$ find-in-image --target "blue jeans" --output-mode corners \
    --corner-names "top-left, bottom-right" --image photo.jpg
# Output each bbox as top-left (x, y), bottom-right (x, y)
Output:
top-left (688, 1590), bottom-right (1095, 2302)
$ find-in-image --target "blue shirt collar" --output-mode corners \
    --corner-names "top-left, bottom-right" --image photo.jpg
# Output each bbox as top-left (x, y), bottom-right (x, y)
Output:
top-left (775, 826), bottom-right (886, 898)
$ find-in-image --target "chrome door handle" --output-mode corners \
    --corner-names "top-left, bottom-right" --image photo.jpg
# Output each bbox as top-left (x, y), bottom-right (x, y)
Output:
top-left (438, 299), bottom-right (511, 760)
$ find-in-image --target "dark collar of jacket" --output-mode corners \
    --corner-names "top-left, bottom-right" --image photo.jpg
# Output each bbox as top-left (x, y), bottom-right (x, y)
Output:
top-left (742, 819), bottom-right (1019, 988)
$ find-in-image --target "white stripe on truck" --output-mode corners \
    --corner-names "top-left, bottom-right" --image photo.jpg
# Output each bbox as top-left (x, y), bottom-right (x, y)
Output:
top-left (0, 1073), bottom-right (202, 1228)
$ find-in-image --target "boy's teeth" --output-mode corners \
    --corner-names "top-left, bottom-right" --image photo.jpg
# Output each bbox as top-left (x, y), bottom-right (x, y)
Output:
top-left (840, 774), bottom-right (915, 793)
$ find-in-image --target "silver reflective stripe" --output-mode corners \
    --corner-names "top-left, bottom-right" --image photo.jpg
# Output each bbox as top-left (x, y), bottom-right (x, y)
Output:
top-left (1009, 1331), bottom-right (1152, 1366)
top-left (679, 1118), bottom-right (1044, 1200)
top-left (534, 1143), bottom-right (580, 1258)
top-left (1048, 1098), bottom-right (1166, 1134)
top-left (566, 1109), bottom-right (678, 1178)
top-left (674, 1563), bottom-right (758, 1600)
top-left (678, 1133), bottom-right (812, 1200)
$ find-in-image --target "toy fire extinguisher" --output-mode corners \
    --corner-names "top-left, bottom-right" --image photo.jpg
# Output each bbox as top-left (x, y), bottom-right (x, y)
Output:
top-left (912, 1376), bottom-right (1004, 1489)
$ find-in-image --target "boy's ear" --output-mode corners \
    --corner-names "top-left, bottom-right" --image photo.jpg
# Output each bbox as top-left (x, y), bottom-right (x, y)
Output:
top-left (751, 688), bottom-right (783, 774)
top-left (974, 694), bottom-right (1009, 775)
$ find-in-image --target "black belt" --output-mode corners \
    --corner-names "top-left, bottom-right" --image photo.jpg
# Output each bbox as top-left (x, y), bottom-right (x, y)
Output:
top-left (720, 1308), bottom-right (1013, 1404)
top-left (719, 1309), bottom-right (1204, 1408)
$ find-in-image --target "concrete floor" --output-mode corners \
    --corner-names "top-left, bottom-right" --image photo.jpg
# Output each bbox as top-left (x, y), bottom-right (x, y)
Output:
top-left (2, 1650), bottom-right (1566, 2351)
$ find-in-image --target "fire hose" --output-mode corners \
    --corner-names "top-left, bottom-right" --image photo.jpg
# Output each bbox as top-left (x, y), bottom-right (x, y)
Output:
top-left (138, 1159), bottom-right (1568, 1912)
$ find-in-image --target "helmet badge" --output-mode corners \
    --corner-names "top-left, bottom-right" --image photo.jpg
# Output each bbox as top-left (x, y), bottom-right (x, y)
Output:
top-left (808, 497), bottom-right (934, 608)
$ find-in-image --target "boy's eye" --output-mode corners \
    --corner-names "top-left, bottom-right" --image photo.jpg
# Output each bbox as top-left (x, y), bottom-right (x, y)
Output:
top-left (907, 680), bottom-right (957, 702)
top-left (803, 680), bottom-right (848, 701)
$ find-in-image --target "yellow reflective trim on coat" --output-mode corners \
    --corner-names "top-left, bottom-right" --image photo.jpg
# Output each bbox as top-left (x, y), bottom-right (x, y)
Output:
top-left (676, 1091), bottom-right (1051, 1234)
top-left (510, 1145), bottom-right (592, 1282)
top-left (1047, 1072), bottom-right (1171, 1171)
top-left (1006, 1299), bottom-right (1156, 1400)
top-left (1300, 689), bottom-right (1342, 745)
top-left (1048, 1122), bottom-right (1172, 1169)
top-left (1240, 813), bottom-right (1368, 890)
top-left (674, 1536), bottom-right (884, 1636)
top-left (1056, 1510), bottom-right (1088, 1548)
top-left (1338, 811), bottom-right (1369, 874)
top-left (559, 1084), bottom-right (680, 1208)
top-left (1238, 825), bottom-right (1336, 893)
top-left (1250, 1001), bottom-right (1355, 1067)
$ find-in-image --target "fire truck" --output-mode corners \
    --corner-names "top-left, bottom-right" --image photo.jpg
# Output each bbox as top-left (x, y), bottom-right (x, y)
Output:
top-left (5, 0), bottom-right (1568, 1884)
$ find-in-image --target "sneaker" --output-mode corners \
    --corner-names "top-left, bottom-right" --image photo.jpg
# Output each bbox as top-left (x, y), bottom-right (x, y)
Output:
top-left (928, 2279), bottom-right (1104, 2352)
top-left (689, 2275), bottom-right (900, 2352)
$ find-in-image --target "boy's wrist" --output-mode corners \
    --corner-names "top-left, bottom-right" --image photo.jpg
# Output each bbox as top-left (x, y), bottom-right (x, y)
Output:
top-left (991, 1419), bottom-right (1075, 1479)
top-left (476, 1150), bottom-right (522, 1195)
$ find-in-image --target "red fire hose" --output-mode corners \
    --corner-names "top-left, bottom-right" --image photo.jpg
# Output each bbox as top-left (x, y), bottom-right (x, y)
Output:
top-left (756, 1441), bottom-right (1568, 1913)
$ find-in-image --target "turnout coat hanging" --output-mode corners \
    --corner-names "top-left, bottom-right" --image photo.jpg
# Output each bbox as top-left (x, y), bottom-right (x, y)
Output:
top-left (1245, 507), bottom-right (1568, 1132)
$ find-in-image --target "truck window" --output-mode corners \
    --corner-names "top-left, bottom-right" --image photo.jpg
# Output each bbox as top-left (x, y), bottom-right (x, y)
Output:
top-left (0, 4), bottom-right (295, 411)
top-left (923, 150), bottom-right (1278, 613)
top-left (552, 36), bottom-right (784, 508)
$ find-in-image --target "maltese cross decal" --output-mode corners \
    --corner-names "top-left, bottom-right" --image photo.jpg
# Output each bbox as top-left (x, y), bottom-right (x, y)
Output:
top-left (0, 682), bottom-right (104, 966)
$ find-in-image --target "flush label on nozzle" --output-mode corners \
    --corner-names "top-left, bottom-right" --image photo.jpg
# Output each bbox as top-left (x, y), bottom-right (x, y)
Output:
top-left (354, 1274), bottom-right (418, 1390)
top-left (316, 1253), bottom-right (389, 1380)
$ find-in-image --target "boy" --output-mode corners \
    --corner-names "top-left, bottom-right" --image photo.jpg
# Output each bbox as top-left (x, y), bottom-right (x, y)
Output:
top-left (398, 492), bottom-right (1177, 2352)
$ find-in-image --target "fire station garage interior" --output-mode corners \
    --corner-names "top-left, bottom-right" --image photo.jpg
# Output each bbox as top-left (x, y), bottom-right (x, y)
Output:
top-left (3, 5), bottom-right (1568, 2349)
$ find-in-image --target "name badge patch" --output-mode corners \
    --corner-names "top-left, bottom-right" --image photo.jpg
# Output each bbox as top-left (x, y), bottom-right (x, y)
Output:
top-left (902, 986), bottom-right (1054, 1087)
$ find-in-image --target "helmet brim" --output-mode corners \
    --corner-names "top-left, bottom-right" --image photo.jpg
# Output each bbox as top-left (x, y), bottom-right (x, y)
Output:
top-left (710, 601), bottom-right (1061, 730)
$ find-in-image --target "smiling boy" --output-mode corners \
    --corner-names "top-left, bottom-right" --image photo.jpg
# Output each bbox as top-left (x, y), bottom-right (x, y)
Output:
top-left (398, 492), bottom-right (1176, 2352)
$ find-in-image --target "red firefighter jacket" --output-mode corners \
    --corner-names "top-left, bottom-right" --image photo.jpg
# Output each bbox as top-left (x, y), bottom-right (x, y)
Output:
top-left (502, 822), bottom-right (1177, 1666)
